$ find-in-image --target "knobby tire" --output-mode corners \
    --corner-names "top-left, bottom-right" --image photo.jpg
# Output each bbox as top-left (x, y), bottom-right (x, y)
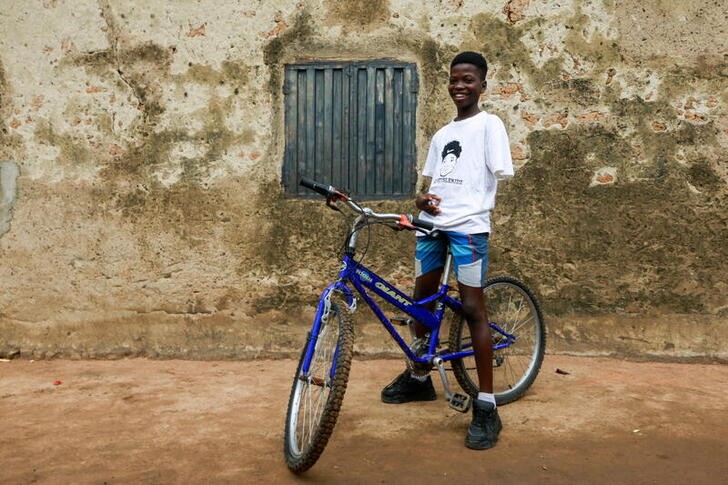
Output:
top-left (284, 294), bottom-right (355, 474)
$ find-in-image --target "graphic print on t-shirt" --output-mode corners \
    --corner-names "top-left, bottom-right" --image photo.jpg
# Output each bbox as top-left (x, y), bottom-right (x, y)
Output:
top-left (440, 140), bottom-right (462, 177)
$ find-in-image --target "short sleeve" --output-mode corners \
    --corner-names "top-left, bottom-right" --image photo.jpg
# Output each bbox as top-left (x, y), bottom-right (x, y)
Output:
top-left (422, 136), bottom-right (439, 178)
top-left (485, 115), bottom-right (514, 180)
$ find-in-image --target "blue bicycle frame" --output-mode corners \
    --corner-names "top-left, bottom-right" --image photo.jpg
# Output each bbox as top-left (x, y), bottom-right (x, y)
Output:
top-left (287, 179), bottom-right (544, 474)
top-left (301, 253), bottom-right (516, 376)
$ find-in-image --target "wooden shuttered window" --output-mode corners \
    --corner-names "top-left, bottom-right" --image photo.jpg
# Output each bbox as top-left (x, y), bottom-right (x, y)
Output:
top-left (282, 61), bottom-right (418, 199)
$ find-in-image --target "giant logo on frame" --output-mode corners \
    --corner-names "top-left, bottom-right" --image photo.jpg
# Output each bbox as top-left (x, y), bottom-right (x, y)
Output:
top-left (374, 281), bottom-right (412, 307)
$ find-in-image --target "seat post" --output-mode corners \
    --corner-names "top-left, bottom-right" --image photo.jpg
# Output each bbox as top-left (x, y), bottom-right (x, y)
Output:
top-left (441, 252), bottom-right (453, 286)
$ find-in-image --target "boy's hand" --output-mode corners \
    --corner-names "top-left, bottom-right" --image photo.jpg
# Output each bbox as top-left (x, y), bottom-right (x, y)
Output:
top-left (416, 193), bottom-right (442, 215)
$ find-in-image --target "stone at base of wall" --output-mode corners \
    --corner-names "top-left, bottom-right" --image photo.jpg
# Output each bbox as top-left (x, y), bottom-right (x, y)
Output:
top-left (0, 312), bottom-right (726, 363)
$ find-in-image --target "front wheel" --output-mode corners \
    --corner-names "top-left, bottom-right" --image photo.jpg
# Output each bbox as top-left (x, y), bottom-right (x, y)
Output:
top-left (449, 275), bottom-right (545, 405)
top-left (284, 293), bottom-right (355, 474)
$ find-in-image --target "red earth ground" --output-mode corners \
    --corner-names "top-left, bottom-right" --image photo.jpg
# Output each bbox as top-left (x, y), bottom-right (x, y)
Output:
top-left (1, 355), bottom-right (726, 484)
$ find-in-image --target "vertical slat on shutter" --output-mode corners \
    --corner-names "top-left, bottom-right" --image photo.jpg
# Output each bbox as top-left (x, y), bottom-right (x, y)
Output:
top-left (366, 66), bottom-right (377, 196)
top-left (295, 69), bottom-right (306, 195)
top-left (384, 67), bottom-right (394, 195)
top-left (305, 67), bottom-right (316, 187)
top-left (411, 67), bottom-right (419, 193)
top-left (403, 66), bottom-right (415, 196)
top-left (323, 69), bottom-right (333, 185)
top-left (373, 68), bottom-right (384, 195)
top-left (341, 67), bottom-right (350, 192)
top-left (349, 66), bottom-right (359, 193)
top-left (332, 68), bottom-right (342, 188)
top-left (283, 68), bottom-right (296, 193)
top-left (358, 67), bottom-right (368, 196)
top-left (393, 67), bottom-right (404, 195)
top-left (314, 69), bottom-right (325, 182)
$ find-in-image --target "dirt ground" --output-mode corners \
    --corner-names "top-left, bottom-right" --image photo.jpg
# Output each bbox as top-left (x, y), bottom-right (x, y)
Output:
top-left (1, 355), bottom-right (726, 484)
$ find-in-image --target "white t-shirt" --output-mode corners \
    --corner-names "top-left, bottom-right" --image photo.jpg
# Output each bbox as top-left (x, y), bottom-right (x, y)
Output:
top-left (418, 111), bottom-right (514, 234)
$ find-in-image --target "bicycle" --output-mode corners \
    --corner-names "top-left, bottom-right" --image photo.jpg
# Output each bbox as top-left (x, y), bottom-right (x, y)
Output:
top-left (284, 178), bottom-right (546, 473)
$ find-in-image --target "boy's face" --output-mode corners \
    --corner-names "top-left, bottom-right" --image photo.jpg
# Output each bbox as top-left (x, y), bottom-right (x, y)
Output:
top-left (448, 63), bottom-right (486, 112)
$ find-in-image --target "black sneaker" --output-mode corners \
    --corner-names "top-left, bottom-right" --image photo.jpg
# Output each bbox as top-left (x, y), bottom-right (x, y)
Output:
top-left (381, 370), bottom-right (437, 404)
top-left (465, 399), bottom-right (502, 450)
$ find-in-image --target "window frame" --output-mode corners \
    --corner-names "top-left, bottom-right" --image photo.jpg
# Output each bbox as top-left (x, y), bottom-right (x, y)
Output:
top-left (282, 59), bottom-right (419, 200)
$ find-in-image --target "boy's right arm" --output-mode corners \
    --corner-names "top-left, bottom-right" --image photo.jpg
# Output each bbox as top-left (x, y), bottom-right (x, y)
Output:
top-left (416, 195), bottom-right (441, 215)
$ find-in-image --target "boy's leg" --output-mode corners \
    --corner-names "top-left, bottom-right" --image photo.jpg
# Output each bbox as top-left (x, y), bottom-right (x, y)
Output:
top-left (450, 233), bottom-right (502, 450)
top-left (410, 269), bottom-right (443, 338)
top-left (379, 270), bottom-right (441, 403)
top-left (461, 286), bottom-right (501, 449)
top-left (457, 284), bottom-right (493, 393)
top-left (380, 234), bottom-right (445, 404)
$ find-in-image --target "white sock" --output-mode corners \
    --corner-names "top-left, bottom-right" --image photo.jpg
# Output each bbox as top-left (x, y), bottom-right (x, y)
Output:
top-left (477, 392), bottom-right (496, 408)
top-left (409, 371), bottom-right (429, 382)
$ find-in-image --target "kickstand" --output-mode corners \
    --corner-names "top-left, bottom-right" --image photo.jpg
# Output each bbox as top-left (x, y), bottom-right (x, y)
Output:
top-left (432, 357), bottom-right (471, 413)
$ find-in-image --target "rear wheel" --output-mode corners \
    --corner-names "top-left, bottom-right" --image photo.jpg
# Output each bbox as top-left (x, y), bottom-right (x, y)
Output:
top-left (284, 293), bottom-right (355, 473)
top-left (449, 275), bottom-right (545, 405)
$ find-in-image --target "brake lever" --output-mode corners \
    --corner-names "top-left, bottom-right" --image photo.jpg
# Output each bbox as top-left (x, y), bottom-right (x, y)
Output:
top-left (325, 189), bottom-right (352, 212)
top-left (325, 196), bottom-right (342, 212)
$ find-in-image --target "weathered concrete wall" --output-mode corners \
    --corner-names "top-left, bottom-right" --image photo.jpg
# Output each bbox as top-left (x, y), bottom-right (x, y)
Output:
top-left (0, 0), bottom-right (726, 361)
top-left (0, 160), bottom-right (19, 237)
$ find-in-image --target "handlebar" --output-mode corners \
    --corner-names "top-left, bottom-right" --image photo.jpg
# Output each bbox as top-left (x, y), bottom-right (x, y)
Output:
top-left (299, 178), bottom-right (434, 232)
top-left (300, 178), bottom-right (337, 198)
top-left (410, 216), bottom-right (434, 231)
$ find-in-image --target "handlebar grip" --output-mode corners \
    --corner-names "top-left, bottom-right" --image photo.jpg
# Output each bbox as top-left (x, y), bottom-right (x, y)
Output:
top-left (410, 216), bottom-right (434, 231)
top-left (300, 178), bottom-right (334, 197)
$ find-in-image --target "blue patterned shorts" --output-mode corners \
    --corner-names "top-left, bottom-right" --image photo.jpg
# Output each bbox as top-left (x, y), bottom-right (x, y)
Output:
top-left (415, 231), bottom-right (489, 287)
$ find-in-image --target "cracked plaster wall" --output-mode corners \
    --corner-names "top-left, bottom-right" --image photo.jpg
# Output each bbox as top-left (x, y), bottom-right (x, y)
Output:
top-left (0, 160), bottom-right (19, 236)
top-left (0, 0), bottom-right (726, 360)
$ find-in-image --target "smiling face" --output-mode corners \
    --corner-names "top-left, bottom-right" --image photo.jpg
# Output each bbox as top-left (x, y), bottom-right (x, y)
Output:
top-left (448, 63), bottom-right (486, 119)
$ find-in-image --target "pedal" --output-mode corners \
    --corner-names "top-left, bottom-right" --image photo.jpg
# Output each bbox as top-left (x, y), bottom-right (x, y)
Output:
top-left (432, 356), bottom-right (471, 413)
top-left (448, 392), bottom-right (471, 413)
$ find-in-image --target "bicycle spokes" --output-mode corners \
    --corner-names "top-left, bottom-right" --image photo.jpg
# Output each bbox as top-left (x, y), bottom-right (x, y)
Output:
top-left (286, 296), bottom-right (356, 473)
top-left (449, 276), bottom-right (545, 405)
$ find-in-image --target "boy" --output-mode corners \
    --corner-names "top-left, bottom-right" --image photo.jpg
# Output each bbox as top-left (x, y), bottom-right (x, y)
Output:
top-left (381, 51), bottom-right (514, 450)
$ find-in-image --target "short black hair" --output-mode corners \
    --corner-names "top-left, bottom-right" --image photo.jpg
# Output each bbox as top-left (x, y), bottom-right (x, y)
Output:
top-left (450, 51), bottom-right (488, 79)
